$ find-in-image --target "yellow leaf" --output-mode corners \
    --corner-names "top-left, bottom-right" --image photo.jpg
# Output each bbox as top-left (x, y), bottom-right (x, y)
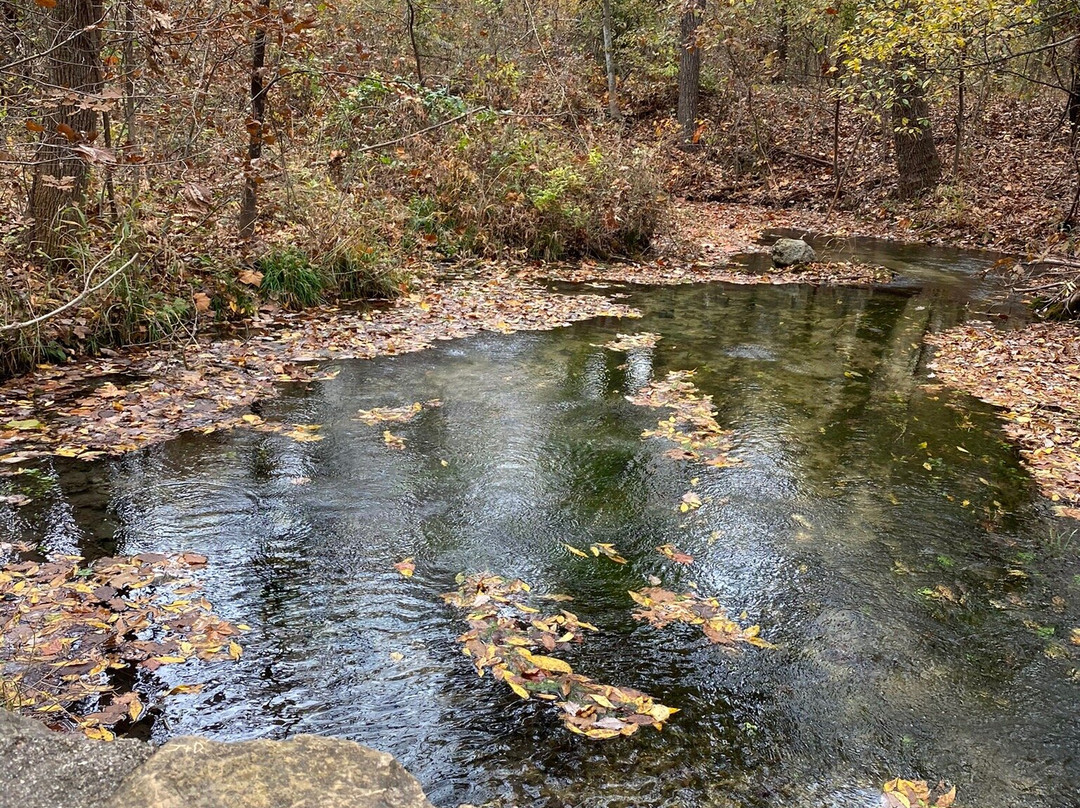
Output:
top-left (228, 641), bottom-right (243, 660)
top-left (529, 655), bottom-right (572, 674)
top-left (507, 680), bottom-right (531, 700)
top-left (83, 726), bottom-right (114, 742)
top-left (562, 543), bottom-right (588, 557)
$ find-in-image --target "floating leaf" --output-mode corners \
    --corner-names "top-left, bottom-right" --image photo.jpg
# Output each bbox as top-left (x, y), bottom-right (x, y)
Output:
top-left (394, 558), bottom-right (415, 578)
top-left (656, 544), bottom-right (694, 565)
top-left (443, 573), bottom-right (675, 739)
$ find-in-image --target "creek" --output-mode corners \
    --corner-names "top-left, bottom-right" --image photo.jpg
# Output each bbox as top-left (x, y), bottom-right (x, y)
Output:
top-left (5, 235), bottom-right (1079, 808)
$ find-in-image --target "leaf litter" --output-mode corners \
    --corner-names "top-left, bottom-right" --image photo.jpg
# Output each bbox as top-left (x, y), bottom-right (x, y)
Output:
top-left (599, 332), bottom-right (662, 351)
top-left (0, 549), bottom-right (243, 738)
top-left (627, 370), bottom-right (739, 469)
top-left (881, 778), bottom-right (956, 808)
top-left (927, 321), bottom-right (1080, 515)
top-left (443, 573), bottom-right (677, 739)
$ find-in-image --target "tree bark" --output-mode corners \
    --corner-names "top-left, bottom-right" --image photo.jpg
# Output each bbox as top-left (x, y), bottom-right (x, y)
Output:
top-left (676, 0), bottom-right (704, 147)
top-left (27, 0), bottom-right (104, 259)
top-left (892, 63), bottom-right (941, 199)
top-left (1068, 37), bottom-right (1080, 142)
top-left (952, 66), bottom-right (964, 176)
top-left (405, 0), bottom-right (424, 86)
top-left (602, 0), bottom-right (619, 119)
top-left (239, 0), bottom-right (271, 240)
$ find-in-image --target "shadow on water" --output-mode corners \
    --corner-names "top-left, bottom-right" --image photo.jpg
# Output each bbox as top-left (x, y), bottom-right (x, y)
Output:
top-left (4, 239), bottom-right (1080, 807)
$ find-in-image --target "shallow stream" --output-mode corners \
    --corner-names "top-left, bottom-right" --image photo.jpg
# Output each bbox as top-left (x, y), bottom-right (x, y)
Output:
top-left (5, 236), bottom-right (1080, 808)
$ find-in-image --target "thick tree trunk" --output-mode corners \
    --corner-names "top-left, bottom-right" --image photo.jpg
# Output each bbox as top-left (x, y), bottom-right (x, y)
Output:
top-left (892, 64), bottom-right (941, 199)
top-left (676, 0), bottom-right (704, 147)
top-left (602, 0), bottom-right (619, 119)
top-left (239, 0), bottom-right (270, 240)
top-left (27, 0), bottom-right (103, 259)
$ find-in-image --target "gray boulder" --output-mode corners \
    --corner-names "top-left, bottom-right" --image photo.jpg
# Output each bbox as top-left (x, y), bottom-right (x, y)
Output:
top-left (111, 734), bottom-right (435, 808)
top-left (0, 708), bottom-right (151, 808)
top-left (771, 237), bottom-right (816, 267)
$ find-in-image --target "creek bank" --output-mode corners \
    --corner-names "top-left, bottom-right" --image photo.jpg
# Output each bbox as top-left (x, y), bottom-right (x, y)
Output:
top-left (0, 272), bottom-right (640, 461)
top-left (0, 708), bottom-right (435, 808)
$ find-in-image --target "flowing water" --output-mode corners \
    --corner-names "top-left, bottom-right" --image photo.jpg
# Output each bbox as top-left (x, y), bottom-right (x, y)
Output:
top-left (4, 237), bottom-right (1080, 808)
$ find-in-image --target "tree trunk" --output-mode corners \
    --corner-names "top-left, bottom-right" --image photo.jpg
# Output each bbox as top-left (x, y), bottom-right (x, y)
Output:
top-left (405, 0), bottom-right (424, 86)
top-left (1068, 37), bottom-right (1080, 142)
top-left (121, 0), bottom-right (139, 193)
top-left (602, 0), bottom-right (619, 119)
top-left (676, 0), bottom-right (704, 147)
top-left (239, 0), bottom-right (271, 240)
top-left (774, 12), bottom-right (788, 82)
top-left (27, 0), bottom-right (103, 259)
top-left (892, 63), bottom-right (941, 199)
top-left (952, 66), bottom-right (964, 176)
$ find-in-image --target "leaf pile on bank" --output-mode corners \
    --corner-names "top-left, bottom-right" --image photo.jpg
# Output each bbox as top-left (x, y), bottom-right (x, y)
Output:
top-left (881, 778), bottom-right (956, 808)
top-left (0, 551), bottom-right (243, 738)
top-left (0, 274), bottom-right (640, 460)
top-left (443, 573), bottom-right (677, 739)
top-left (629, 586), bottom-right (774, 648)
top-left (628, 370), bottom-right (738, 469)
top-left (531, 257), bottom-right (893, 288)
top-left (927, 321), bottom-right (1080, 515)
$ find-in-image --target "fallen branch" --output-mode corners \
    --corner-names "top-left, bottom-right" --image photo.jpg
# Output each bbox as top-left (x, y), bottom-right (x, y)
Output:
top-left (1, 253), bottom-right (139, 333)
top-left (353, 107), bottom-right (485, 154)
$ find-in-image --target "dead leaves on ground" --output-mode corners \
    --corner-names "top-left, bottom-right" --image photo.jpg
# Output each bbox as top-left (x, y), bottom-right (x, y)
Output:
top-left (0, 274), bottom-right (640, 461)
top-left (0, 551), bottom-right (243, 738)
top-left (629, 586), bottom-right (774, 649)
top-left (881, 778), bottom-right (956, 808)
top-left (927, 321), bottom-right (1080, 513)
top-left (443, 573), bottom-right (677, 739)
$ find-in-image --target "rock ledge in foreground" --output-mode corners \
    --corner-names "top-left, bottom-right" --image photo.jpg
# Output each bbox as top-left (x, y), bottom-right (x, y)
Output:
top-left (0, 708), bottom-right (151, 808)
top-left (112, 734), bottom-right (435, 808)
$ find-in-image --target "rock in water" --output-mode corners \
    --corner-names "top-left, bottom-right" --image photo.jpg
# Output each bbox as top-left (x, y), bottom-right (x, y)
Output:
top-left (771, 237), bottom-right (816, 267)
top-left (112, 734), bottom-right (435, 808)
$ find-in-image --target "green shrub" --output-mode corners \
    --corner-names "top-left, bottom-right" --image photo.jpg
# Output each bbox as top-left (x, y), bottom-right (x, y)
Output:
top-left (324, 244), bottom-right (411, 301)
top-left (258, 248), bottom-right (328, 309)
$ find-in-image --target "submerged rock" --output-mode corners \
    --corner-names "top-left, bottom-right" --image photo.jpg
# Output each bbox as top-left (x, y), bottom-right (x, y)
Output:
top-left (111, 734), bottom-right (435, 808)
top-left (771, 237), bottom-right (817, 267)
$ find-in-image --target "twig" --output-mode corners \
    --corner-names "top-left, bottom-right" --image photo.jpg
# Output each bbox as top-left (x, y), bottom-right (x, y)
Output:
top-left (1, 253), bottom-right (139, 333)
top-left (352, 107), bottom-right (484, 154)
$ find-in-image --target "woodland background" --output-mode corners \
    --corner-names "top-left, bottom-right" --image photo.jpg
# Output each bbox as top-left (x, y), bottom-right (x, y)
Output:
top-left (3, 0), bottom-right (1080, 377)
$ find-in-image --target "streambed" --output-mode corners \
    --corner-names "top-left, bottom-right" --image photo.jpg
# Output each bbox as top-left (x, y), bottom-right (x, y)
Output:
top-left (4, 237), bottom-right (1079, 808)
